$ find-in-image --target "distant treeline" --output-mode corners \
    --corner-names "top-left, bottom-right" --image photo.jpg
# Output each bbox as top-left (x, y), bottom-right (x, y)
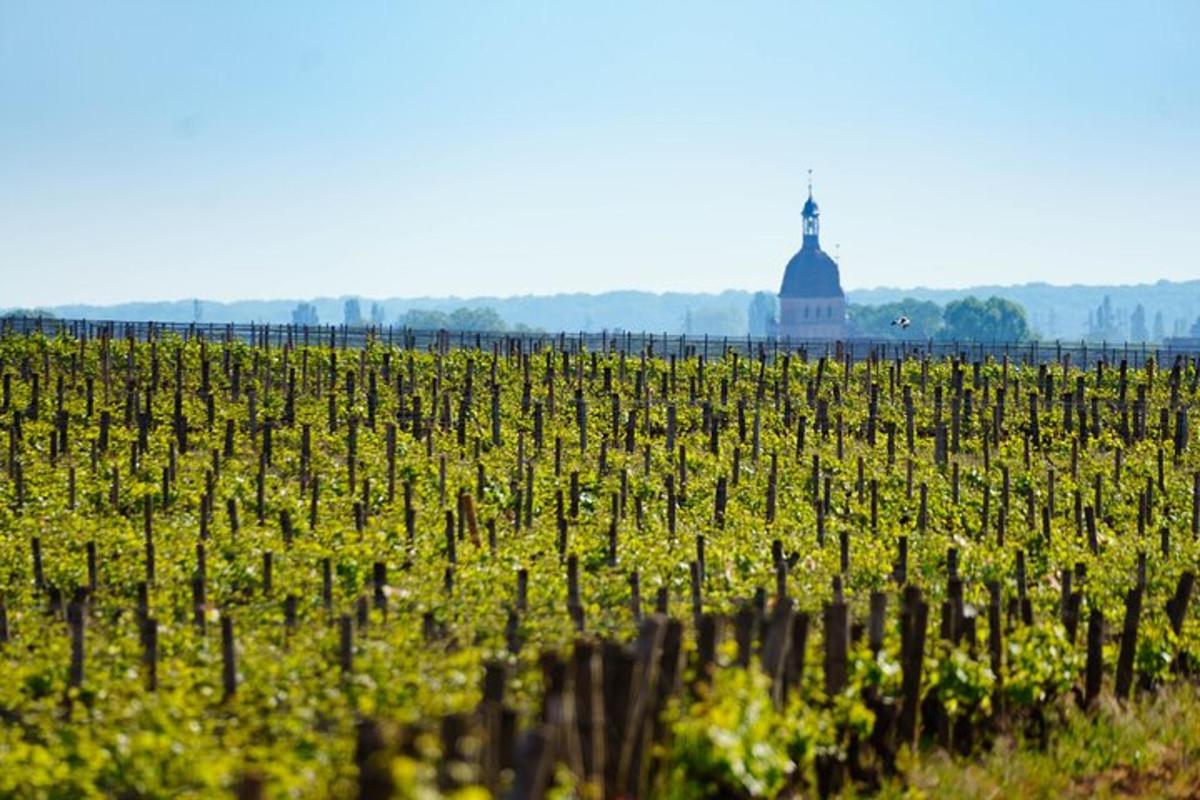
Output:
top-left (4, 295), bottom-right (1031, 341)
top-left (289, 299), bottom-right (543, 333)
top-left (846, 296), bottom-right (1030, 342)
top-left (9, 279), bottom-right (1200, 342)
top-left (848, 280), bottom-right (1200, 343)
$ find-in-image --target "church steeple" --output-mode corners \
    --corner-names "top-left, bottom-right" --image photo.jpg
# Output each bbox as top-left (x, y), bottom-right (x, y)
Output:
top-left (802, 171), bottom-right (820, 248)
top-left (777, 170), bottom-right (846, 340)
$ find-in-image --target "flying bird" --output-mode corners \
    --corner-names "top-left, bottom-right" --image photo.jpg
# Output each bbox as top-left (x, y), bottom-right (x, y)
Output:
top-left (891, 315), bottom-right (911, 330)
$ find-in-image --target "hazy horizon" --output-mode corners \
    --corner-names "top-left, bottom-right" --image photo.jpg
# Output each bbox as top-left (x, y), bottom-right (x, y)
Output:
top-left (3, 2), bottom-right (1199, 307)
top-left (9, 278), bottom-right (1200, 315)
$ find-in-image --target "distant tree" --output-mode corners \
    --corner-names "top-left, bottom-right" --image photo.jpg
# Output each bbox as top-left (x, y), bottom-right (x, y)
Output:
top-left (193, 299), bottom-right (203, 323)
top-left (448, 307), bottom-right (507, 332)
top-left (396, 306), bottom-right (508, 332)
top-left (291, 302), bottom-right (319, 326)
top-left (369, 302), bottom-right (386, 325)
top-left (343, 299), bottom-right (364, 326)
top-left (1153, 310), bottom-right (1165, 342)
top-left (747, 292), bottom-right (777, 337)
top-left (397, 309), bottom-right (450, 329)
top-left (1129, 304), bottom-right (1149, 342)
top-left (1087, 295), bottom-right (1122, 341)
top-left (941, 297), bottom-right (988, 341)
top-left (848, 298), bottom-right (942, 340)
top-left (986, 297), bottom-right (1031, 341)
top-left (940, 296), bottom-right (1029, 342)
top-left (2, 308), bottom-right (56, 320)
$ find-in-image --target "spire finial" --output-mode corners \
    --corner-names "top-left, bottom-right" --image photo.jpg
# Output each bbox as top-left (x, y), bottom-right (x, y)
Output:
top-left (807, 168), bottom-right (813, 198)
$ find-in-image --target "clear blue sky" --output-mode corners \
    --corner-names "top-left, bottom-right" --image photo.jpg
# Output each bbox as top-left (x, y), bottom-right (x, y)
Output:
top-left (2, 1), bottom-right (1198, 307)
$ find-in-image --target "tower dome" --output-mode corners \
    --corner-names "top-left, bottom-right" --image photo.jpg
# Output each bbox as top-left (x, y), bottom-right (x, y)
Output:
top-left (779, 246), bottom-right (843, 298)
top-left (776, 180), bottom-right (847, 340)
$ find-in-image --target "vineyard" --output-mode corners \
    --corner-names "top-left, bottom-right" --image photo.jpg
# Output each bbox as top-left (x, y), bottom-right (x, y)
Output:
top-left (0, 325), bottom-right (1198, 798)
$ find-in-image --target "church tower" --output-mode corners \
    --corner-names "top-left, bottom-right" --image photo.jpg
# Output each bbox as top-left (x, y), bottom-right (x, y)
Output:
top-left (777, 180), bottom-right (847, 340)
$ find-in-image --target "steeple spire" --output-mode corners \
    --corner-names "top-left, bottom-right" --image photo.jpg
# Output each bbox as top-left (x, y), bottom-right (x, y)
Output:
top-left (802, 170), bottom-right (820, 247)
